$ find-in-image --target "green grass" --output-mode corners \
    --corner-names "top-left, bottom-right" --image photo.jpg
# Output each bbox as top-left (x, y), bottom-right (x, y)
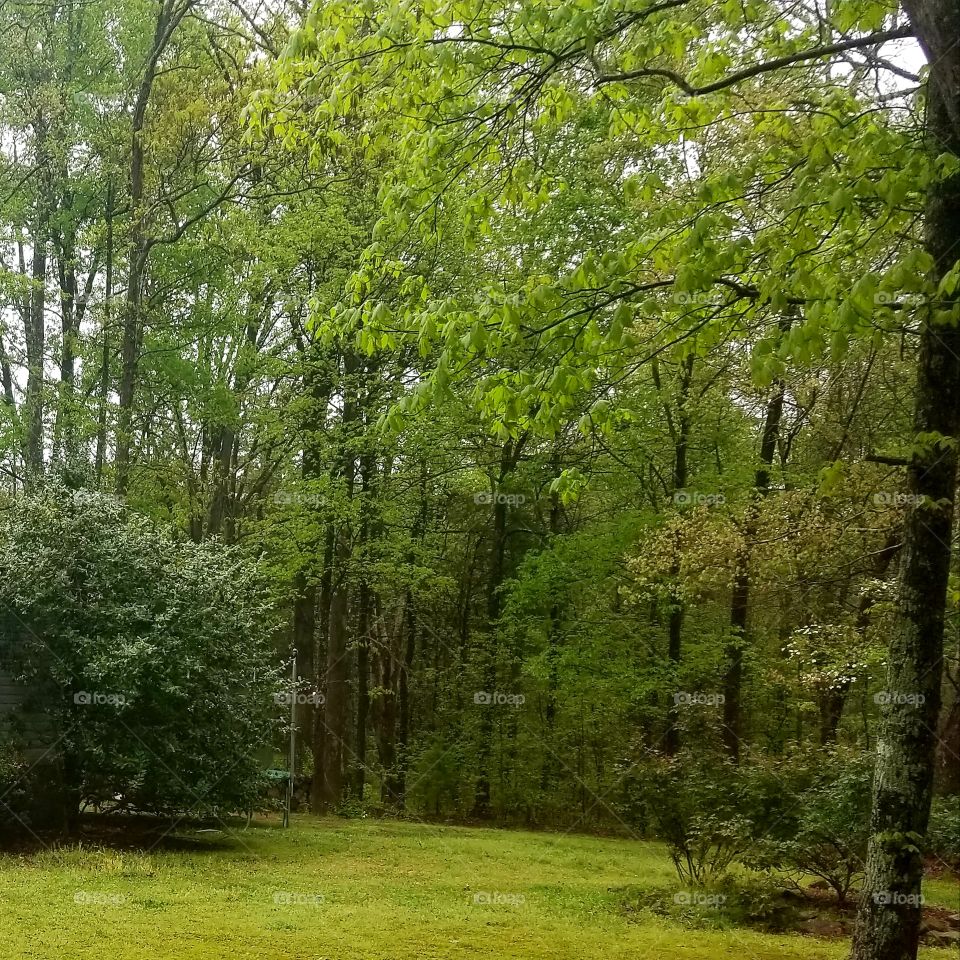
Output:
top-left (0, 817), bottom-right (950, 959)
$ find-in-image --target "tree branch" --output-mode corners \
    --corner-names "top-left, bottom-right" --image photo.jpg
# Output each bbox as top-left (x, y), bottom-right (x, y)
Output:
top-left (596, 26), bottom-right (915, 95)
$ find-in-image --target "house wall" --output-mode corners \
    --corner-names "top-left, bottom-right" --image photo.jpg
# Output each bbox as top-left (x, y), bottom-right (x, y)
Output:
top-left (0, 668), bottom-right (23, 713)
top-left (0, 664), bottom-right (67, 830)
top-left (0, 665), bottom-right (55, 761)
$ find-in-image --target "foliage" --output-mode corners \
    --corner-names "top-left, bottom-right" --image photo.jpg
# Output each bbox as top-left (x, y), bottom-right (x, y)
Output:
top-left (622, 875), bottom-right (800, 934)
top-left (0, 0), bottom-right (952, 919)
top-left (926, 795), bottom-right (960, 869)
top-left (0, 743), bottom-right (29, 832)
top-left (739, 748), bottom-right (873, 904)
top-left (623, 746), bottom-right (873, 901)
top-left (0, 487), bottom-right (282, 818)
top-left (621, 751), bottom-right (755, 885)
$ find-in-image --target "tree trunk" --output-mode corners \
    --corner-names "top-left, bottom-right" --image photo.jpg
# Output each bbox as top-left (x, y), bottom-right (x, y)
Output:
top-left (292, 575), bottom-right (317, 775)
top-left (394, 587), bottom-right (416, 808)
top-left (851, 10), bottom-right (960, 954)
top-left (318, 518), bottom-right (352, 810)
top-left (372, 490), bottom-right (422, 805)
top-left (540, 448), bottom-right (566, 788)
top-left (541, 497), bottom-right (562, 787)
top-left (659, 354), bottom-right (694, 756)
top-left (23, 114), bottom-right (50, 486)
top-left (310, 520), bottom-right (336, 812)
top-left (352, 451), bottom-right (375, 799)
top-left (375, 602), bottom-right (399, 804)
top-left (473, 434), bottom-right (527, 817)
top-left (316, 350), bottom-right (359, 810)
top-left (116, 0), bottom-right (193, 493)
top-left (723, 324), bottom-right (788, 761)
top-left (53, 227), bottom-right (77, 468)
top-left (95, 180), bottom-right (114, 486)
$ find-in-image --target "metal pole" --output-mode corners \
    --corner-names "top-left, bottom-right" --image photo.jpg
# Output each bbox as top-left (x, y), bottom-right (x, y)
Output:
top-left (285, 650), bottom-right (297, 828)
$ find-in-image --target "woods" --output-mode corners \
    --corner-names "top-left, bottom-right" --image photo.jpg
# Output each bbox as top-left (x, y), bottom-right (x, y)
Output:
top-left (0, 0), bottom-right (958, 958)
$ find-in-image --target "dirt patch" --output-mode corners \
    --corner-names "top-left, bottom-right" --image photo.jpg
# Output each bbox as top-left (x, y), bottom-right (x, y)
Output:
top-left (782, 884), bottom-right (958, 948)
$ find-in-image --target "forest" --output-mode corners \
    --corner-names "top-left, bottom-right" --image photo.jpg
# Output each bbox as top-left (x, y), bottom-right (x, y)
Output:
top-left (0, 0), bottom-right (957, 958)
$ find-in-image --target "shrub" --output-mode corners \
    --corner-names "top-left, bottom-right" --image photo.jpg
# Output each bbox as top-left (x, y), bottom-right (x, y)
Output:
top-left (927, 795), bottom-right (960, 868)
top-left (621, 874), bottom-right (809, 935)
top-left (739, 747), bottom-right (873, 904)
top-left (0, 744), bottom-right (28, 831)
top-left (621, 751), bottom-right (754, 885)
top-left (623, 745), bottom-right (873, 900)
top-left (0, 487), bottom-right (283, 821)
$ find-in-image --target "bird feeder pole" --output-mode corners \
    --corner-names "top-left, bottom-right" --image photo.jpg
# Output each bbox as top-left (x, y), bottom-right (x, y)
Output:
top-left (285, 651), bottom-right (297, 828)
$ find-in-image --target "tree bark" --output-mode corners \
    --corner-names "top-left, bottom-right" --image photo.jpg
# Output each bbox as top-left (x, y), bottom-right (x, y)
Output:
top-left (851, 7), bottom-right (960, 951)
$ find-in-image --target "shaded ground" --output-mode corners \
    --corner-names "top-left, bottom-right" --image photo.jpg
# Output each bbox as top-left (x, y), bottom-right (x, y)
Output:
top-left (0, 816), bottom-right (954, 959)
top-left (0, 813), bottom-right (242, 854)
top-left (624, 878), bottom-right (958, 949)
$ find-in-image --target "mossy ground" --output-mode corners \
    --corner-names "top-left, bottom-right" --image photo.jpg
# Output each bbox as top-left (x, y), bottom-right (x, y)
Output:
top-left (0, 817), bottom-right (952, 959)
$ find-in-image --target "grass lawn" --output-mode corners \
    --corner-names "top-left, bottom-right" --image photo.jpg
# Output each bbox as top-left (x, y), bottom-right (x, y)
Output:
top-left (0, 817), bottom-right (952, 959)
